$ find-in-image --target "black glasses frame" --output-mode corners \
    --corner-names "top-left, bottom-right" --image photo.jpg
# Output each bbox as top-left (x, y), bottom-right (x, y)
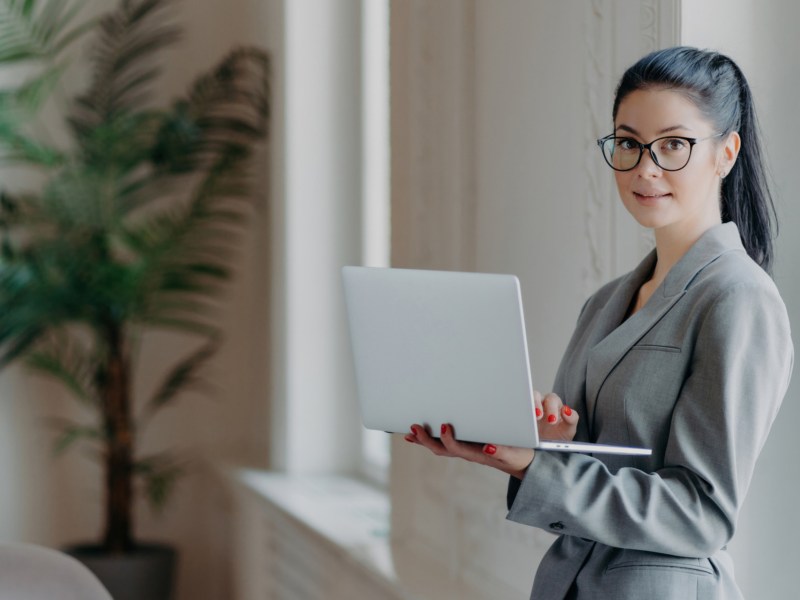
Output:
top-left (596, 133), bottom-right (724, 172)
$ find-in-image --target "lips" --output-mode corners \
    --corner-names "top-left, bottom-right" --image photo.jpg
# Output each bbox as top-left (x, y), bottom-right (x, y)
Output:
top-left (634, 191), bottom-right (670, 198)
top-left (633, 191), bottom-right (671, 202)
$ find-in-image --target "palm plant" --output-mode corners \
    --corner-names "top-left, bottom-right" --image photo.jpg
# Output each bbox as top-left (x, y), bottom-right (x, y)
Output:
top-left (0, 0), bottom-right (269, 554)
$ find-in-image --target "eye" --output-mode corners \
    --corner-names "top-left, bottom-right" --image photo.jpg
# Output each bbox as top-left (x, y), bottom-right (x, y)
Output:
top-left (661, 138), bottom-right (687, 152)
top-left (615, 138), bottom-right (639, 151)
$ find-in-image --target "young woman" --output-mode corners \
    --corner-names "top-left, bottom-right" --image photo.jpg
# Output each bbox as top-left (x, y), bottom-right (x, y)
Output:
top-left (406, 46), bottom-right (794, 599)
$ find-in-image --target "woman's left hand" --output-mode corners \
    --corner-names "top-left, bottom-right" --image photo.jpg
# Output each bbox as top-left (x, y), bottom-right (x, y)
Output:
top-left (405, 423), bottom-right (535, 480)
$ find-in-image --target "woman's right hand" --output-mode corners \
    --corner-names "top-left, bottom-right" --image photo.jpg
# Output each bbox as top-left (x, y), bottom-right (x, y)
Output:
top-left (534, 390), bottom-right (579, 441)
top-left (402, 390), bottom-right (579, 480)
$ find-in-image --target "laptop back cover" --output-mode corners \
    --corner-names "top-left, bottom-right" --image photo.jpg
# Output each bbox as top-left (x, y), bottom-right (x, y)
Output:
top-left (342, 266), bottom-right (539, 448)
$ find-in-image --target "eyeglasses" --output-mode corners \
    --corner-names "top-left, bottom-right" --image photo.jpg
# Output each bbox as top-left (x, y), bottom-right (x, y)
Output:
top-left (596, 133), bottom-right (724, 172)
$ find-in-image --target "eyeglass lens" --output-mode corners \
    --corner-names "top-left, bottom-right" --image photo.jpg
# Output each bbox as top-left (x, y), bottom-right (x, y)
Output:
top-left (602, 137), bottom-right (692, 171)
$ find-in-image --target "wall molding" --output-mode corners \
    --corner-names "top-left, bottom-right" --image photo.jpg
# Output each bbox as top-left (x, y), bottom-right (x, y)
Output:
top-left (583, 0), bottom-right (615, 297)
top-left (587, 0), bottom-right (683, 281)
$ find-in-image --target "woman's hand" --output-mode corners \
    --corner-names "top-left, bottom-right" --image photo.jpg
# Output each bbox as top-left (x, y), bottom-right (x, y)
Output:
top-left (534, 390), bottom-right (579, 442)
top-left (405, 423), bottom-right (535, 479)
top-left (404, 391), bottom-right (579, 480)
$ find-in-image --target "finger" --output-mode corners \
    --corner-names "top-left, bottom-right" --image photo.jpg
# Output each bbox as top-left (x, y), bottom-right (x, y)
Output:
top-left (410, 423), bottom-right (429, 440)
top-left (408, 424), bottom-right (428, 445)
top-left (560, 404), bottom-right (579, 424)
top-left (411, 424), bottom-right (450, 456)
top-left (533, 390), bottom-right (544, 420)
top-left (439, 424), bottom-right (485, 461)
top-left (560, 405), bottom-right (579, 436)
top-left (542, 392), bottom-right (563, 425)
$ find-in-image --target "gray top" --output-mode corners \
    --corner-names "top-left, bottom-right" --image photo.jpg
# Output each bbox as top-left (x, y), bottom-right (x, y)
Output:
top-left (506, 222), bottom-right (794, 600)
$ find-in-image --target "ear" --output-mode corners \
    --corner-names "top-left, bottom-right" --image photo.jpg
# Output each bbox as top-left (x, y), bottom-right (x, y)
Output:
top-left (718, 131), bottom-right (741, 178)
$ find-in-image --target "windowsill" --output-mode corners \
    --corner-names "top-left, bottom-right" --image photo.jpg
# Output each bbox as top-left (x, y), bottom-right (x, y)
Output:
top-left (224, 467), bottom-right (488, 600)
top-left (234, 468), bottom-right (393, 572)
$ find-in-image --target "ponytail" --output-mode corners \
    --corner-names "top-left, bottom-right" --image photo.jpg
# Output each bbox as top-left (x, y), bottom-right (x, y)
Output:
top-left (719, 60), bottom-right (776, 274)
top-left (613, 47), bottom-right (777, 274)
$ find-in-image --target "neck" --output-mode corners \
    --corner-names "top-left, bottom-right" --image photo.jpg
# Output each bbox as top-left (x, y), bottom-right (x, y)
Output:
top-left (650, 212), bottom-right (722, 285)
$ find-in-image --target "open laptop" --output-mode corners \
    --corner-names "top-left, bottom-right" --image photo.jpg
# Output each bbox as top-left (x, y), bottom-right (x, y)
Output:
top-left (341, 266), bottom-right (651, 456)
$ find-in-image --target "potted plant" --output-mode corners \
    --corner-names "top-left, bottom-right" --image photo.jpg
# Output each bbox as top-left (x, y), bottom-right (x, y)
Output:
top-left (0, 0), bottom-right (268, 597)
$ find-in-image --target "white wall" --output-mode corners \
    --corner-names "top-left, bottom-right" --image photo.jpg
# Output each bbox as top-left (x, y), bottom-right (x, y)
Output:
top-left (683, 2), bottom-right (800, 597)
top-left (475, 0), bottom-right (594, 385)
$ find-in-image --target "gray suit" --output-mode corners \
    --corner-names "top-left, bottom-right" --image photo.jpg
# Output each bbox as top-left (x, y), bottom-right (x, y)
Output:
top-left (506, 223), bottom-right (793, 599)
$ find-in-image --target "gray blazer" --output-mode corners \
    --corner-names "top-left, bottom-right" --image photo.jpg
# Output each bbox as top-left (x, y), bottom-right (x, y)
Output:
top-left (506, 222), bottom-right (793, 600)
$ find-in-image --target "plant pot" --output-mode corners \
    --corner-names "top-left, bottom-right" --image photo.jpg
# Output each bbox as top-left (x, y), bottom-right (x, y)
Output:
top-left (65, 543), bottom-right (177, 600)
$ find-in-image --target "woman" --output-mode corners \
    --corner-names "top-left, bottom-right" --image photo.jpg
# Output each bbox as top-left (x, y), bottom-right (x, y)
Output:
top-left (406, 46), bottom-right (793, 599)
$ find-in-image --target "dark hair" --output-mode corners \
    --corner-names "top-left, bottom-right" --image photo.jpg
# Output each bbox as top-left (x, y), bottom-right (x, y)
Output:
top-left (612, 46), bottom-right (777, 274)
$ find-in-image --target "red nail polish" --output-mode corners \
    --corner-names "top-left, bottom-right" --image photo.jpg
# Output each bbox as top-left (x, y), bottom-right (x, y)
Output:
top-left (547, 414), bottom-right (557, 423)
top-left (484, 444), bottom-right (497, 455)
top-left (441, 424), bottom-right (447, 435)
top-left (411, 426), bottom-right (418, 435)
top-left (563, 406), bottom-right (572, 417)
top-left (404, 435), bottom-right (414, 443)
top-left (535, 407), bottom-right (543, 418)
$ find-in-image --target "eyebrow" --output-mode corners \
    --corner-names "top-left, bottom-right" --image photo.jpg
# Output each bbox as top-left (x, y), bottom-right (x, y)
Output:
top-left (615, 124), bottom-right (692, 136)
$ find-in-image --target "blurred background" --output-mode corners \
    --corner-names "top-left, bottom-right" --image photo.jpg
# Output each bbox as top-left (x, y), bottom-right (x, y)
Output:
top-left (0, 1), bottom-right (797, 599)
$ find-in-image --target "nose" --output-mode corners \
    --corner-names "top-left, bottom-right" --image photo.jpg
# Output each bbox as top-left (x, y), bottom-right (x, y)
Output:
top-left (636, 148), bottom-right (662, 177)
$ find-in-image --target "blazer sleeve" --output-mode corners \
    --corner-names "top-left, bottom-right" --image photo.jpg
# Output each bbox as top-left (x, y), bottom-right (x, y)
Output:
top-left (506, 281), bottom-right (794, 558)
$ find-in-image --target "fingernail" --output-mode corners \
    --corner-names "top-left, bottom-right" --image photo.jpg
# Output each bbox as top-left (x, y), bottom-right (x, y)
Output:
top-left (563, 406), bottom-right (572, 417)
top-left (484, 444), bottom-right (497, 455)
top-left (404, 435), bottom-right (414, 443)
top-left (441, 424), bottom-right (447, 435)
top-left (547, 414), bottom-right (557, 423)
top-left (410, 426), bottom-right (418, 435)
top-left (535, 407), bottom-right (542, 418)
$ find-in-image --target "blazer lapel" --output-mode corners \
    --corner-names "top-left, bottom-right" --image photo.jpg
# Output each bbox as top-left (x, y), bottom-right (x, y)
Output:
top-left (583, 251), bottom-right (661, 434)
top-left (583, 222), bottom-right (745, 437)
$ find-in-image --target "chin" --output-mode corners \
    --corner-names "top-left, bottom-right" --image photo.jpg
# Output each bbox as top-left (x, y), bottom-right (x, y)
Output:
top-left (622, 201), bottom-right (672, 229)
top-left (630, 214), bottom-right (669, 229)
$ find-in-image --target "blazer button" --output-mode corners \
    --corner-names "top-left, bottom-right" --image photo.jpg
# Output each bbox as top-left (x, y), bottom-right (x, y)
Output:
top-left (549, 522), bottom-right (565, 531)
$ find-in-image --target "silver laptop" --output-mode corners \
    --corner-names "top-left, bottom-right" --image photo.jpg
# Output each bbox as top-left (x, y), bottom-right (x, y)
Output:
top-left (342, 266), bottom-right (651, 456)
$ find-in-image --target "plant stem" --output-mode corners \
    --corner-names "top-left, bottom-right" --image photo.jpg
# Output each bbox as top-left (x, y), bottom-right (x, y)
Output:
top-left (102, 321), bottom-right (134, 553)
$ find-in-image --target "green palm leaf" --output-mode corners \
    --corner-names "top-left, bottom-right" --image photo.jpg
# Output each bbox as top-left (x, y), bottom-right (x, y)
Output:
top-left (0, 62), bottom-right (63, 122)
top-left (70, 0), bottom-right (179, 135)
top-left (0, 259), bottom-right (71, 365)
top-left (48, 420), bottom-right (104, 455)
top-left (144, 338), bottom-right (217, 420)
top-left (0, 64), bottom-right (67, 165)
top-left (0, 0), bottom-right (95, 64)
top-left (25, 334), bottom-right (99, 406)
top-left (151, 47), bottom-right (269, 174)
top-left (123, 157), bottom-right (254, 328)
top-left (134, 452), bottom-right (184, 511)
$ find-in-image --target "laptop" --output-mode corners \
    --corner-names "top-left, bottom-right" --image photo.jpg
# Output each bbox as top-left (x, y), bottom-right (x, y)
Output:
top-left (341, 266), bottom-right (651, 456)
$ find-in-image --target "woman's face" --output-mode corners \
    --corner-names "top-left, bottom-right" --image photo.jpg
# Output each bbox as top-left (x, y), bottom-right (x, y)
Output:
top-left (612, 88), bottom-right (739, 237)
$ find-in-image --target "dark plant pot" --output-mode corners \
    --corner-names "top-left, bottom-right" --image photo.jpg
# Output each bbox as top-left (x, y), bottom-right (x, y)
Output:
top-left (65, 543), bottom-right (177, 600)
